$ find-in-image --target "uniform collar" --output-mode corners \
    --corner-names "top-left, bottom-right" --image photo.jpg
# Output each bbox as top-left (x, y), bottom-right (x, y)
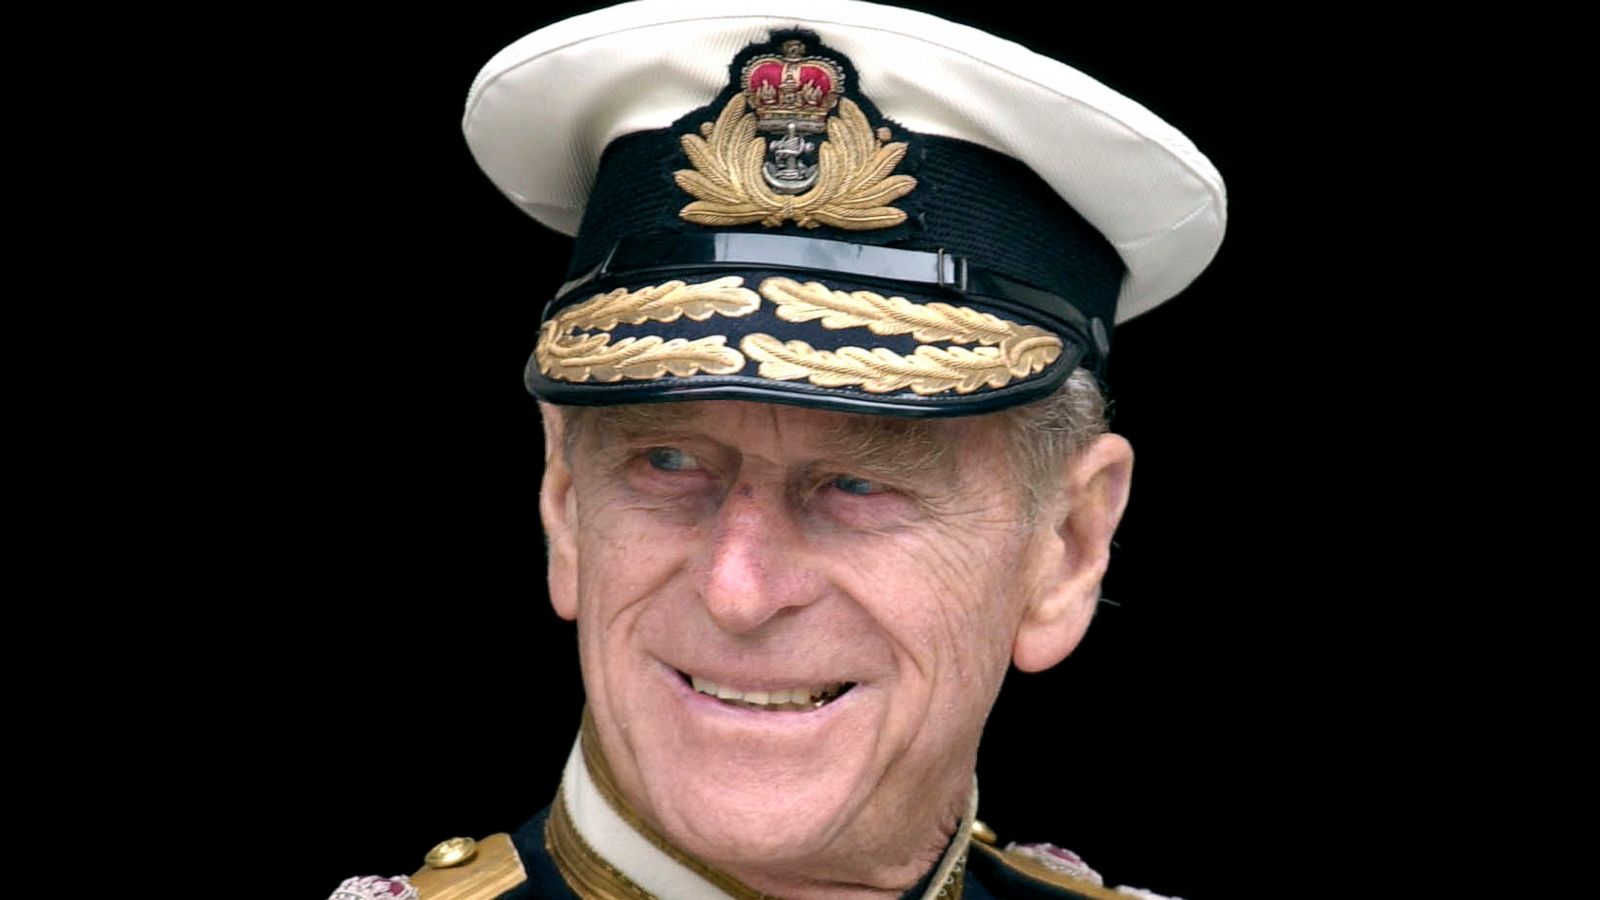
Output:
top-left (546, 711), bottom-right (975, 899)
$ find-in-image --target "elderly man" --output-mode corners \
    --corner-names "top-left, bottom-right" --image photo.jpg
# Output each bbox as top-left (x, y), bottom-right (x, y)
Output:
top-left (331, 1), bottom-right (1222, 898)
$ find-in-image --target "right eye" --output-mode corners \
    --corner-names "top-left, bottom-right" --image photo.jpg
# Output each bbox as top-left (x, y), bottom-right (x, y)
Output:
top-left (646, 447), bottom-right (701, 472)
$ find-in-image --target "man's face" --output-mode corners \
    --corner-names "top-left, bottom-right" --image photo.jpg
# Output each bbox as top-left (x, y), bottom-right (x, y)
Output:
top-left (542, 400), bottom-right (1083, 884)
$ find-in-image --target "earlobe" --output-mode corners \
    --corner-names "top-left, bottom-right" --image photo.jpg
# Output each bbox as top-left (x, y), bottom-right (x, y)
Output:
top-left (1012, 433), bottom-right (1134, 673)
top-left (539, 403), bottom-right (580, 622)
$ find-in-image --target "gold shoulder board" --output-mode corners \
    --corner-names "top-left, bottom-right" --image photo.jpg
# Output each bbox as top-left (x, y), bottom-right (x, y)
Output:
top-left (409, 834), bottom-right (527, 900)
top-left (971, 843), bottom-right (1134, 900)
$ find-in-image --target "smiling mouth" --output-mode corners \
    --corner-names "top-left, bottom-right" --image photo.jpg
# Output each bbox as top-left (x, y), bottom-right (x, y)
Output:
top-left (680, 672), bottom-right (856, 711)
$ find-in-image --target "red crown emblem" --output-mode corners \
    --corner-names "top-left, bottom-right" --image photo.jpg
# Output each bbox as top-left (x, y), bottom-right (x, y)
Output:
top-left (740, 40), bottom-right (844, 133)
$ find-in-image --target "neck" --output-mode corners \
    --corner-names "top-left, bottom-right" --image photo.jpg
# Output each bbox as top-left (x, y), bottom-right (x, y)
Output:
top-left (546, 712), bottom-right (975, 900)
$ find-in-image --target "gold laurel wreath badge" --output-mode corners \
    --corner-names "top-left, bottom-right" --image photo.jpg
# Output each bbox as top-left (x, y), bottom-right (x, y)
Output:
top-left (675, 96), bottom-right (917, 230)
top-left (536, 278), bottom-right (759, 383)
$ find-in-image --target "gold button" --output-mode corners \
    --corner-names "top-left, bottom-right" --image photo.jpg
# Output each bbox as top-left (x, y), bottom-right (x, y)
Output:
top-left (971, 819), bottom-right (998, 846)
top-left (425, 837), bottom-right (477, 868)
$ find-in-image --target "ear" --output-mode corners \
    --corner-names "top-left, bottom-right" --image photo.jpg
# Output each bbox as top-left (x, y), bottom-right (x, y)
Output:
top-left (539, 402), bottom-right (580, 622)
top-left (1012, 433), bottom-right (1134, 673)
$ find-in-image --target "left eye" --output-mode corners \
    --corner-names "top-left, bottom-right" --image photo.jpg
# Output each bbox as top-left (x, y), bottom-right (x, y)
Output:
top-left (831, 475), bottom-right (884, 496)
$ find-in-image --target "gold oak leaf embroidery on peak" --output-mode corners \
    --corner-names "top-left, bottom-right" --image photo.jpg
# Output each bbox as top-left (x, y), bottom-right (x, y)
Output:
top-left (536, 277), bottom-right (759, 383)
top-left (759, 277), bottom-right (1054, 345)
top-left (533, 275), bottom-right (1062, 394)
top-left (740, 278), bottom-right (1064, 395)
top-left (739, 336), bottom-right (1064, 395)
top-left (675, 96), bottom-right (917, 230)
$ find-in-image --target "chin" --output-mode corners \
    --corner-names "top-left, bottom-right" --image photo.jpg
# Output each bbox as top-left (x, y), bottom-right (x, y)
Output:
top-left (650, 763), bottom-right (868, 865)
top-left (611, 675), bottom-right (886, 868)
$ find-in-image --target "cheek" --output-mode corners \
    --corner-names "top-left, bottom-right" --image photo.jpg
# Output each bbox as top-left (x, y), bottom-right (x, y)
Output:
top-left (826, 525), bottom-right (1027, 691)
top-left (572, 491), bottom-right (700, 634)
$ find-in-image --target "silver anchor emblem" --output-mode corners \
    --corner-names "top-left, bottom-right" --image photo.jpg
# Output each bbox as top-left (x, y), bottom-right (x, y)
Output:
top-left (763, 123), bottom-right (819, 194)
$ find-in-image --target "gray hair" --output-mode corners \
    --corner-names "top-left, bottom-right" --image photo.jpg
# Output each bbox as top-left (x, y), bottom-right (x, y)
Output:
top-left (998, 367), bottom-right (1110, 515)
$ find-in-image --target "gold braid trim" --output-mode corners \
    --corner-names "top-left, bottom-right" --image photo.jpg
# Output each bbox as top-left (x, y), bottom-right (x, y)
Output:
top-left (536, 278), bottom-right (759, 383)
top-left (546, 785), bottom-right (657, 900)
top-left (760, 277), bottom-right (1056, 346)
top-left (675, 96), bottom-right (917, 230)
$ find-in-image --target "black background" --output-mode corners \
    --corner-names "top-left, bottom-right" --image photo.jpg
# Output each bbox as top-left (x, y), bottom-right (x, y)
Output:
top-left (237, 5), bottom-right (1587, 898)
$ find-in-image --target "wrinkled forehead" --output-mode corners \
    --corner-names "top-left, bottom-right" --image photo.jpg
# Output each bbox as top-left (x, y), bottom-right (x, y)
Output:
top-left (561, 400), bottom-right (1007, 477)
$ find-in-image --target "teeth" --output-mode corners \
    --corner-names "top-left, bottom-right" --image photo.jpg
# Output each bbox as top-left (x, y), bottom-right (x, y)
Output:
top-left (688, 676), bottom-right (851, 710)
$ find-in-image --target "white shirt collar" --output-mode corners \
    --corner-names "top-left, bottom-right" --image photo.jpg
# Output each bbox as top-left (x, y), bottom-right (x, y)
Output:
top-left (559, 730), bottom-right (978, 899)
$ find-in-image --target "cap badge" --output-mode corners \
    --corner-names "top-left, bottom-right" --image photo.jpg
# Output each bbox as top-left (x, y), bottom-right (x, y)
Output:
top-left (675, 40), bottom-right (916, 230)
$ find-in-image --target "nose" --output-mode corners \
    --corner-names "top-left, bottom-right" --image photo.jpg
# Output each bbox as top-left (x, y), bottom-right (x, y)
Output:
top-left (698, 482), bottom-right (826, 634)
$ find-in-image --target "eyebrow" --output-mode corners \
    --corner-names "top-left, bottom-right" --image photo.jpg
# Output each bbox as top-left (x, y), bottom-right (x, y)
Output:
top-left (573, 403), bottom-right (699, 450)
top-left (812, 415), bottom-right (957, 483)
top-left (569, 403), bottom-right (959, 484)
